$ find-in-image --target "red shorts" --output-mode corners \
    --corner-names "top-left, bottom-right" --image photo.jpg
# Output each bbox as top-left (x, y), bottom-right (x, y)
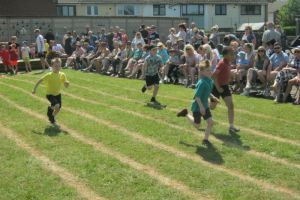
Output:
top-left (10, 60), bottom-right (18, 66)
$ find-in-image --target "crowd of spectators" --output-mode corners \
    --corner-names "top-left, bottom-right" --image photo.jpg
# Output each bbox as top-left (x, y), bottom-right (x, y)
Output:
top-left (0, 22), bottom-right (299, 105)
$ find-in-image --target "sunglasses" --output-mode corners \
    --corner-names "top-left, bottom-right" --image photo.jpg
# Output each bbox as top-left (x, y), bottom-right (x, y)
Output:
top-left (258, 50), bottom-right (265, 52)
top-left (274, 47), bottom-right (281, 49)
top-left (294, 50), bottom-right (300, 53)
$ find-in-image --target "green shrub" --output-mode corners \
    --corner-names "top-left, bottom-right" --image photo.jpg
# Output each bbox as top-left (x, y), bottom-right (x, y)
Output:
top-left (283, 26), bottom-right (296, 36)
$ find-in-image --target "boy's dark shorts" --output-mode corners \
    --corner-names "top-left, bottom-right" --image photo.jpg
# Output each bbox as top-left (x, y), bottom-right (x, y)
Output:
top-left (193, 108), bottom-right (212, 124)
top-left (146, 74), bottom-right (160, 87)
top-left (46, 94), bottom-right (62, 108)
top-left (211, 85), bottom-right (231, 101)
top-left (38, 52), bottom-right (46, 58)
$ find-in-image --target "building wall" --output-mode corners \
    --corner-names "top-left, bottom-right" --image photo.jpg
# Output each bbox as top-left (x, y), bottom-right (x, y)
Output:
top-left (204, 4), bottom-right (266, 31)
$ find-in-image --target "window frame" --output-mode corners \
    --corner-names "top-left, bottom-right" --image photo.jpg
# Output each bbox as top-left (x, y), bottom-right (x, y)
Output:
top-left (117, 4), bottom-right (138, 16)
top-left (153, 4), bottom-right (166, 16)
top-left (241, 5), bottom-right (261, 15)
top-left (86, 5), bottom-right (99, 16)
top-left (181, 4), bottom-right (204, 16)
top-left (56, 5), bottom-right (76, 16)
top-left (215, 4), bottom-right (227, 15)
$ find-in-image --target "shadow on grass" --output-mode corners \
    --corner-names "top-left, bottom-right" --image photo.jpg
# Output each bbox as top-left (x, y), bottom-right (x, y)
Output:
top-left (212, 131), bottom-right (251, 151)
top-left (179, 141), bottom-right (224, 165)
top-left (144, 103), bottom-right (166, 110)
top-left (32, 125), bottom-right (68, 137)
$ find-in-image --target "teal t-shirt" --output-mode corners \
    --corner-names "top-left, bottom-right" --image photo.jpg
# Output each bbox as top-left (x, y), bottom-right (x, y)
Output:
top-left (191, 77), bottom-right (213, 112)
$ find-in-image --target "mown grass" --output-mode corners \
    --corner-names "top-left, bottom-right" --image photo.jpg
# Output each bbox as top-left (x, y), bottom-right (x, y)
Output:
top-left (0, 70), bottom-right (300, 200)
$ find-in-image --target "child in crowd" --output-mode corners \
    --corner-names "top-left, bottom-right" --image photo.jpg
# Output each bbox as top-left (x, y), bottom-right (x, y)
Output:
top-left (21, 41), bottom-right (32, 72)
top-left (163, 49), bottom-right (180, 84)
top-left (29, 43), bottom-right (36, 58)
top-left (0, 44), bottom-right (10, 74)
top-left (32, 58), bottom-right (69, 125)
top-left (9, 44), bottom-right (19, 74)
top-left (141, 45), bottom-right (163, 105)
top-left (125, 42), bottom-right (143, 76)
top-left (177, 60), bottom-right (219, 144)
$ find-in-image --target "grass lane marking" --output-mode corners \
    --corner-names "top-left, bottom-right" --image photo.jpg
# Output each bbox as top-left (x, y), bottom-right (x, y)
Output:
top-left (1, 84), bottom-right (299, 199)
top-left (0, 123), bottom-right (107, 200)
top-left (0, 94), bottom-right (211, 200)
top-left (71, 75), bottom-right (300, 126)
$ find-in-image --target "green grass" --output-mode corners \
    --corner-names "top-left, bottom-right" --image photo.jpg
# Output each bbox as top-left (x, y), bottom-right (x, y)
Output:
top-left (0, 70), bottom-right (300, 200)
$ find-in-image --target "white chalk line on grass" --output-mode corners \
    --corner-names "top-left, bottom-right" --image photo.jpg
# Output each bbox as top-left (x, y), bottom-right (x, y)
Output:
top-left (1, 83), bottom-right (300, 199)
top-left (5, 78), bottom-right (300, 169)
top-left (0, 93), bottom-right (212, 200)
top-left (0, 123), bottom-right (107, 200)
top-left (71, 75), bottom-right (300, 127)
top-left (7, 78), bottom-right (300, 170)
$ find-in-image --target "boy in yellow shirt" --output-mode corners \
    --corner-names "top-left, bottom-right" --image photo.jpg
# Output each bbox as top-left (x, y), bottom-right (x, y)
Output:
top-left (32, 58), bottom-right (69, 125)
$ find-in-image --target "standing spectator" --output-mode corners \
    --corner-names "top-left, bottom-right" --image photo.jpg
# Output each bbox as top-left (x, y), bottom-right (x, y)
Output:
top-left (34, 29), bottom-right (47, 71)
top-left (139, 24), bottom-right (149, 44)
top-left (209, 25), bottom-right (220, 48)
top-left (148, 25), bottom-right (159, 44)
top-left (186, 22), bottom-right (197, 44)
top-left (275, 25), bottom-right (287, 51)
top-left (87, 31), bottom-right (98, 47)
top-left (98, 28), bottom-right (107, 42)
top-left (9, 44), bottom-right (19, 74)
top-left (21, 41), bottom-right (32, 72)
top-left (106, 27), bottom-right (114, 51)
top-left (8, 36), bottom-right (21, 54)
top-left (64, 31), bottom-right (73, 56)
top-left (0, 44), bottom-right (10, 74)
top-left (242, 26), bottom-right (256, 48)
top-left (177, 23), bottom-right (187, 44)
top-left (262, 22), bottom-right (281, 48)
top-left (45, 29), bottom-right (55, 44)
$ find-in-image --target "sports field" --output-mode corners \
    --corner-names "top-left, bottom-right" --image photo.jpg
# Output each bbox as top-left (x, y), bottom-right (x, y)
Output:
top-left (0, 70), bottom-right (300, 200)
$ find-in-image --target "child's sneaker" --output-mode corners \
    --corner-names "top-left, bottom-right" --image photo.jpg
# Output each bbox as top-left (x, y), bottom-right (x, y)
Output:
top-left (229, 126), bottom-right (240, 133)
top-left (150, 97), bottom-right (160, 105)
top-left (141, 85), bottom-right (147, 93)
top-left (202, 139), bottom-right (212, 145)
top-left (177, 108), bottom-right (188, 117)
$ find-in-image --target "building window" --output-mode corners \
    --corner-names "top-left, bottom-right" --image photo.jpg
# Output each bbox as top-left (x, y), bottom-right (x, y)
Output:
top-left (241, 5), bottom-right (261, 15)
top-left (117, 4), bottom-right (139, 16)
top-left (57, 5), bottom-right (76, 16)
top-left (153, 4), bottom-right (166, 16)
top-left (87, 5), bottom-right (99, 16)
top-left (215, 4), bottom-right (226, 15)
top-left (181, 4), bottom-right (204, 16)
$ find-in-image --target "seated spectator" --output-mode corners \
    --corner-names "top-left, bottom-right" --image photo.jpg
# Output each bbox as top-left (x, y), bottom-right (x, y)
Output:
top-left (131, 32), bottom-right (145, 49)
top-left (65, 42), bottom-right (85, 69)
top-left (163, 48), bottom-right (181, 84)
top-left (242, 46), bottom-right (269, 96)
top-left (168, 28), bottom-right (177, 45)
top-left (125, 42), bottom-right (143, 75)
top-left (116, 41), bottom-right (134, 77)
top-left (180, 44), bottom-right (200, 88)
top-left (51, 40), bottom-right (67, 58)
top-left (276, 46), bottom-right (300, 103)
top-left (231, 43), bottom-right (254, 93)
top-left (268, 42), bottom-right (289, 86)
top-left (128, 44), bottom-right (150, 79)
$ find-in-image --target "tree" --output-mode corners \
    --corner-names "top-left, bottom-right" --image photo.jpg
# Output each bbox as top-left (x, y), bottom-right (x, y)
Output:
top-left (278, 0), bottom-right (300, 26)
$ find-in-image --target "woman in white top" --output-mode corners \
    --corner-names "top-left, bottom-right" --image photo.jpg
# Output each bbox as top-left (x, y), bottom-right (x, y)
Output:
top-left (131, 32), bottom-right (145, 50)
top-left (168, 28), bottom-right (177, 45)
top-left (176, 23), bottom-right (187, 44)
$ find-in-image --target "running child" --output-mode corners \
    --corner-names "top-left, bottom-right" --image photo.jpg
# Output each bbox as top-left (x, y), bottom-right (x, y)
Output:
top-left (21, 41), bottom-right (32, 72)
top-left (141, 45), bottom-right (163, 105)
top-left (32, 58), bottom-right (69, 125)
top-left (210, 46), bottom-right (240, 133)
top-left (177, 60), bottom-right (219, 144)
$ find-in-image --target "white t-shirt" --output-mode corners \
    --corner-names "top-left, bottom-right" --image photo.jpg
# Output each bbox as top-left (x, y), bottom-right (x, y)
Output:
top-left (36, 34), bottom-right (45, 53)
top-left (21, 46), bottom-right (30, 58)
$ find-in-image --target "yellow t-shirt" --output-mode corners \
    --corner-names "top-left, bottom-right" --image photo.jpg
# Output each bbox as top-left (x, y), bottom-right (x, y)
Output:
top-left (42, 71), bottom-right (67, 95)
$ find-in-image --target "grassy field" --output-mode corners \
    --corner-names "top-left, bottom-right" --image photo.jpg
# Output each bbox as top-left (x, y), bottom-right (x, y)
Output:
top-left (0, 69), bottom-right (300, 200)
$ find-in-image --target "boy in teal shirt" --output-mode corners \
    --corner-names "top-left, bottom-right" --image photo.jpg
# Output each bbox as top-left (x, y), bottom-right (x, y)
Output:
top-left (177, 60), bottom-right (219, 144)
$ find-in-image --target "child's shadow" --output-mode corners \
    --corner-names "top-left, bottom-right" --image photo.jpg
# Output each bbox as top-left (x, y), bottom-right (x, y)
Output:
top-left (32, 125), bottom-right (68, 137)
top-left (33, 71), bottom-right (45, 75)
top-left (179, 141), bottom-right (224, 165)
top-left (212, 131), bottom-right (250, 151)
